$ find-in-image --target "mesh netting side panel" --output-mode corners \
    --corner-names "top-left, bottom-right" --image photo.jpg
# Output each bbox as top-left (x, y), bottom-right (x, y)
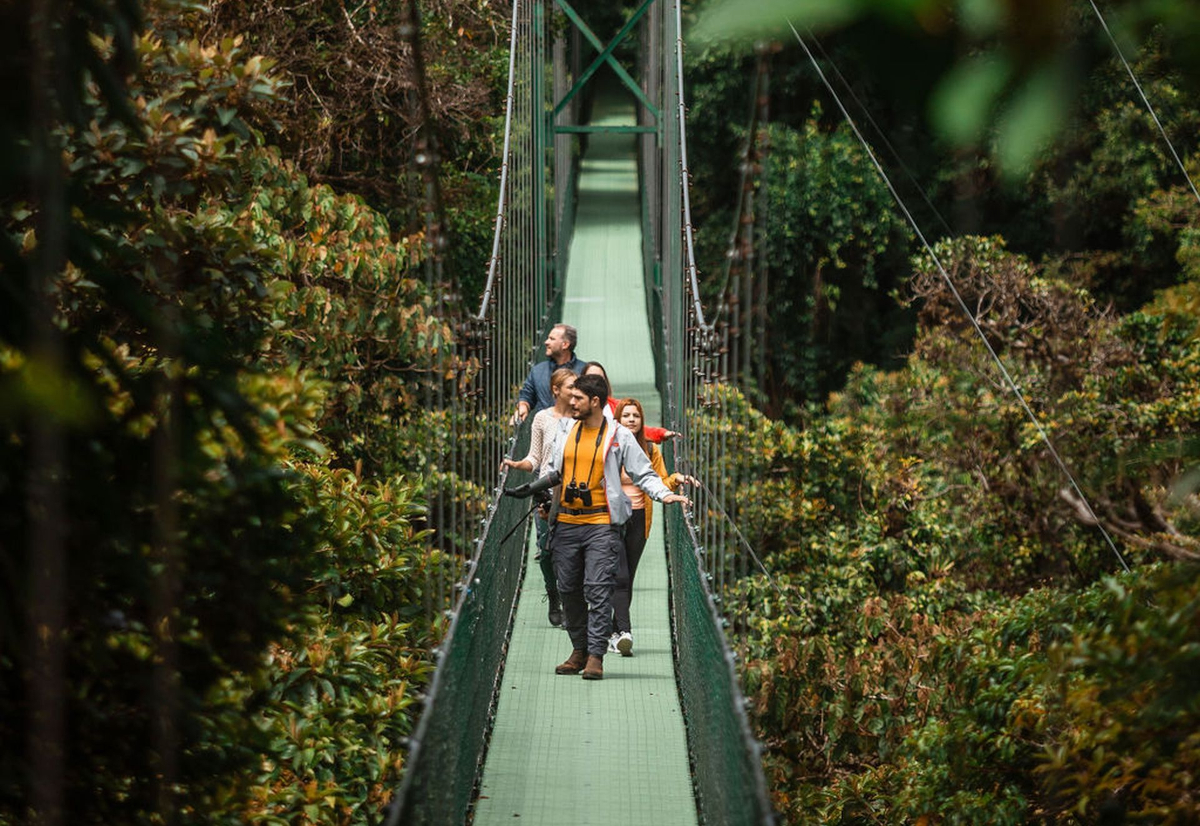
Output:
top-left (391, 424), bottom-right (534, 826)
top-left (665, 492), bottom-right (771, 826)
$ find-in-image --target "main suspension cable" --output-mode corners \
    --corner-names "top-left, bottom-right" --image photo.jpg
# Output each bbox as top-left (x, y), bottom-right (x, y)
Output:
top-left (476, 0), bottom-right (523, 319)
top-left (1086, 0), bottom-right (1200, 206)
top-left (788, 20), bottom-right (1131, 574)
top-left (673, 0), bottom-right (710, 332)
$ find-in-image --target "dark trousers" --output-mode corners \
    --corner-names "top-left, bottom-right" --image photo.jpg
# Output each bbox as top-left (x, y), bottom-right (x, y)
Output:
top-left (550, 521), bottom-right (622, 656)
top-left (611, 509), bottom-right (647, 635)
top-left (534, 513), bottom-right (556, 597)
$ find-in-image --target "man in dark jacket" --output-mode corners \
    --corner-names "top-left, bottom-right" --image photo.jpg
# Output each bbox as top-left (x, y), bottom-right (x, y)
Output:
top-left (512, 323), bottom-right (584, 628)
top-left (514, 323), bottom-right (584, 422)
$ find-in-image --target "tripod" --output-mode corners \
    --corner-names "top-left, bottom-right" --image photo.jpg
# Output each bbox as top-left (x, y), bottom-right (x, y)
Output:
top-left (497, 500), bottom-right (543, 548)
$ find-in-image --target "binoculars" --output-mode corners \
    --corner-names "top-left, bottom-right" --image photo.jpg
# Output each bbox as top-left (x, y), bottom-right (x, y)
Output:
top-left (562, 480), bottom-right (592, 507)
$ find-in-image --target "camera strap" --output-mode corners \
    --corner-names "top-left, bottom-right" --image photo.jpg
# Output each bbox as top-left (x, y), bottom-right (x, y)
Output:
top-left (568, 418), bottom-right (607, 489)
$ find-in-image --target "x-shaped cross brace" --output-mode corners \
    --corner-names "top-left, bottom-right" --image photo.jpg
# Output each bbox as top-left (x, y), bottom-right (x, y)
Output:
top-left (553, 0), bottom-right (660, 122)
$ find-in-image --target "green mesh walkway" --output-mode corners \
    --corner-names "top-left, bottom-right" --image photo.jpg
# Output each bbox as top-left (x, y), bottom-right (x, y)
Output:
top-left (472, 93), bottom-right (698, 826)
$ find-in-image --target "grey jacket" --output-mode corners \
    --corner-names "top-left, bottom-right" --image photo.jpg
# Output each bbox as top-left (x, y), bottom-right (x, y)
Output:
top-left (539, 417), bottom-right (673, 526)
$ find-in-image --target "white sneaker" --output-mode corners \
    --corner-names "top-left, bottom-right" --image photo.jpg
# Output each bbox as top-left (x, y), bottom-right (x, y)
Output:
top-left (616, 632), bottom-right (633, 657)
top-left (607, 633), bottom-right (620, 654)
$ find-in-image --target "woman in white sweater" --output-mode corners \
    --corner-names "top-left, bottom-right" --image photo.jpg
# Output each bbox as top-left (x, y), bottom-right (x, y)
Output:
top-left (503, 367), bottom-right (577, 625)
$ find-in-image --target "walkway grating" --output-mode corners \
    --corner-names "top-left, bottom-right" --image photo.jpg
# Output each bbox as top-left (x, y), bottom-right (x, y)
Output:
top-left (472, 92), bottom-right (698, 826)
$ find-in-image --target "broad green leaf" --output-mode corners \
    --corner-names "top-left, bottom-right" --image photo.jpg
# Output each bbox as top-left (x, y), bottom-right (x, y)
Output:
top-left (930, 52), bottom-right (1011, 146)
top-left (995, 61), bottom-right (1071, 178)
top-left (692, 0), bottom-right (862, 45)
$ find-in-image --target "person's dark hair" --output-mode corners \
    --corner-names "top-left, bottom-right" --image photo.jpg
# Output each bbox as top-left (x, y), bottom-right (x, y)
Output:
top-left (573, 373), bottom-right (609, 407)
top-left (555, 323), bottom-right (577, 353)
top-left (582, 361), bottom-right (611, 397)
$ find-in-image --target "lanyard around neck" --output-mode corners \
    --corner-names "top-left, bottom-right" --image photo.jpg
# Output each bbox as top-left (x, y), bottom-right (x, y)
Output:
top-left (569, 418), bottom-right (607, 488)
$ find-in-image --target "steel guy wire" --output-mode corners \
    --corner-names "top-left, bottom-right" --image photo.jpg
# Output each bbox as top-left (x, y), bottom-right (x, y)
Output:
top-left (789, 19), bottom-right (1131, 574)
top-left (1087, 0), bottom-right (1200, 206)
top-left (808, 33), bottom-right (955, 238)
top-left (693, 478), bottom-right (804, 616)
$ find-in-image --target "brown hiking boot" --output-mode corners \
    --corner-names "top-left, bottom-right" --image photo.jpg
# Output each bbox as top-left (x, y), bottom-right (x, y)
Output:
top-left (555, 649), bottom-right (587, 675)
top-left (581, 654), bottom-right (604, 680)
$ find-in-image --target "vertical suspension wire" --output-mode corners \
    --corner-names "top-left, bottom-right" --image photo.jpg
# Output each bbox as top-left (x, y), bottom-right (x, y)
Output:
top-left (446, 294), bottom-right (458, 607)
top-left (739, 49), bottom-right (769, 645)
top-left (520, 0), bottom-right (530, 427)
top-left (530, 0), bottom-right (538, 371)
top-left (520, 3), bottom-right (528, 409)
top-left (751, 56), bottom-right (771, 612)
top-left (663, 0), bottom-right (680, 439)
top-left (697, 353), bottom-right (706, 573)
top-left (692, 331), bottom-right (701, 552)
top-left (697, 335), bottom-right (708, 569)
top-left (656, 0), bottom-right (786, 639)
top-left (715, 54), bottom-right (762, 631)
top-left (516, 1), bottom-right (528, 429)
top-left (707, 341), bottom-right (718, 578)
top-left (716, 324), bottom-right (730, 612)
top-left (467, 0), bottom-right (523, 600)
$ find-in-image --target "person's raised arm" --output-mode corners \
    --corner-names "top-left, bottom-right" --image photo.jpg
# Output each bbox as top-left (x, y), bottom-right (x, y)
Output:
top-left (525, 411), bottom-right (550, 468)
top-left (643, 424), bottom-right (680, 444)
top-left (503, 409), bottom-right (553, 472)
top-left (622, 435), bottom-right (690, 507)
top-left (514, 369), bottom-right (537, 423)
top-left (651, 445), bottom-right (698, 491)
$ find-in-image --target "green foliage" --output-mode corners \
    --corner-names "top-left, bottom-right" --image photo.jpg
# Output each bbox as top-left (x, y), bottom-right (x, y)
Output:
top-left (717, 227), bottom-right (1200, 820)
top-left (243, 468), bottom-right (437, 824)
top-left (230, 146), bottom-right (456, 478)
top-left (755, 113), bottom-right (913, 407)
top-left (2, 13), bottom-right (320, 820)
top-left (1, 0), bottom-right (481, 820)
top-left (693, 0), bottom-right (1200, 180)
top-left (793, 563), bottom-right (1200, 824)
top-left (205, 0), bottom-right (510, 303)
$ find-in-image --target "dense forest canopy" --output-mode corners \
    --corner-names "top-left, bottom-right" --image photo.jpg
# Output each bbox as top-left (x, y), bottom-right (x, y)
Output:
top-left (687, 0), bottom-right (1200, 820)
top-left (2, 0), bottom-right (503, 820)
top-left (1, 0), bottom-right (1198, 822)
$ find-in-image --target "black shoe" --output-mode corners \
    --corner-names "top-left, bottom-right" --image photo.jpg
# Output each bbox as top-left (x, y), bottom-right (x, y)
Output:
top-left (547, 593), bottom-right (563, 627)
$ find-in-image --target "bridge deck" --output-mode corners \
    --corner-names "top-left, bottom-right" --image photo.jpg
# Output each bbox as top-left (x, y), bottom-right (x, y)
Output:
top-left (472, 92), bottom-right (698, 826)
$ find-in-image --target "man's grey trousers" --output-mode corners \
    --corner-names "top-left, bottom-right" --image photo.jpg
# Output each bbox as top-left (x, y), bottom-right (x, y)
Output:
top-left (550, 521), bottom-right (623, 656)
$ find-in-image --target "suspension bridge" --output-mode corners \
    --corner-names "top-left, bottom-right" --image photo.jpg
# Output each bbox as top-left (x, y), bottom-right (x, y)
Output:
top-left (386, 0), bottom-right (1196, 823)
top-left (388, 1), bottom-right (771, 824)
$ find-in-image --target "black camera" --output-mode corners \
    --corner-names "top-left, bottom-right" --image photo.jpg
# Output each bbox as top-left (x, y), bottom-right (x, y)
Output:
top-left (505, 470), bottom-right (561, 504)
top-left (562, 481), bottom-right (592, 508)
